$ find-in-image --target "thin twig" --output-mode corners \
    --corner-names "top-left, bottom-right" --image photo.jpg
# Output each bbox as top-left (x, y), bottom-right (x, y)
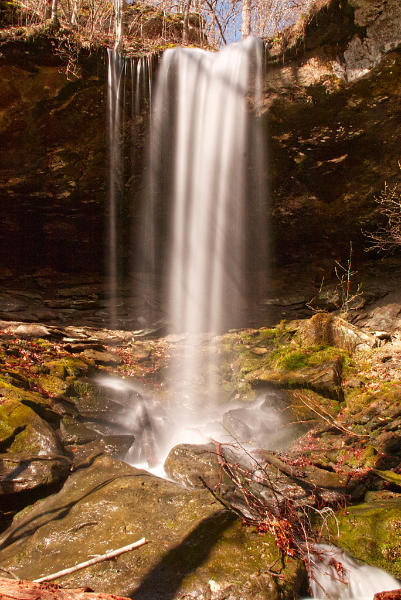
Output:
top-left (34, 538), bottom-right (148, 583)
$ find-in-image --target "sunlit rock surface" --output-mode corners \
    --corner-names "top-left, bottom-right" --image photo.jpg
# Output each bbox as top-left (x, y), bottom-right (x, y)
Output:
top-left (0, 454), bottom-right (307, 599)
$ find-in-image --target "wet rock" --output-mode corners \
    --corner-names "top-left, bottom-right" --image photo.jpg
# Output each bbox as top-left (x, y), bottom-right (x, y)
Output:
top-left (64, 434), bottom-right (135, 464)
top-left (65, 379), bottom-right (134, 422)
top-left (247, 359), bottom-right (343, 401)
top-left (59, 416), bottom-right (99, 445)
top-left (222, 404), bottom-right (282, 444)
top-left (0, 454), bottom-right (306, 599)
top-left (80, 349), bottom-right (122, 366)
top-left (164, 443), bottom-right (342, 515)
top-left (164, 443), bottom-right (233, 490)
top-left (0, 397), bottom-right (68, 496)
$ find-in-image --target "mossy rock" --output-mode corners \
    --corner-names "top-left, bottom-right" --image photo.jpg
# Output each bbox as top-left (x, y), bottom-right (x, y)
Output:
top-left (38, 357), bottom-right (90, 396)
top-left (221, 322), bottom-right (347, 403)
top-left (246, 359), bottom-right (343, 401)
top-left (0, 377), bottom-right (61, 423)
top-left (326, 494), bottom-right (401, 579)
top-left (0, 397), bottom-right (68, 494)
top-left (287, 388), bottom-right (341, 420)
top-left (0, 455), bottom-right (307, 599)
top-left (65, 378), bottom-right (127, 419)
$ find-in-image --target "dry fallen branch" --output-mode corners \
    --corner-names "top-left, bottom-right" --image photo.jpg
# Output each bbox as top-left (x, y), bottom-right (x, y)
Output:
top-left (34, 538), bottom-right (148, 583)
top-left (0, 577), bottom-right (131, 600)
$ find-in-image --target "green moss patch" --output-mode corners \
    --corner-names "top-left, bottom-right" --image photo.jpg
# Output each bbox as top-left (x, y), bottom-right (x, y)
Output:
top-left (327, 496), bottom-right (401, 579)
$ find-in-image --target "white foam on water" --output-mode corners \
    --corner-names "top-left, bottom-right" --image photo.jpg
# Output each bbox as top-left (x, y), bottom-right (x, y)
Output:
top-left (304, 544), bottom-right (400, 599)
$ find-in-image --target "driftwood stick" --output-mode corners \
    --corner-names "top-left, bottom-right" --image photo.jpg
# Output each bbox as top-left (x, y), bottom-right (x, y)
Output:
top-left (34, 538), bottom-right (148, 583)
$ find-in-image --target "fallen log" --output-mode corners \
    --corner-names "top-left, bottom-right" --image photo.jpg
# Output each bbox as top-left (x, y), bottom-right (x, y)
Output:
top-left (0, 577), bottom-right (131, 600)
top-left (374, 590), bottom-right (401, 600)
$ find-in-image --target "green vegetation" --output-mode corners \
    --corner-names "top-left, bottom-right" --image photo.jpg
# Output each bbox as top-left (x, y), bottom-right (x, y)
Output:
top-left (327, 497), bottom-right (401, 579)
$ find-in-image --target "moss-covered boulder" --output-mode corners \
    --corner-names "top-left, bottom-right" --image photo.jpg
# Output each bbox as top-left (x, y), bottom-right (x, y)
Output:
top-left (0, 397), bottom-right (68, 495)
top-left (65, 378), bottom-right (131, 420)
top-left (326, 493), bottom-right (401, 580)
top-left (0, 454), bottom-right (307, 599)
top-left (38, 356), bottom-right (91, 397)
top-left (246, 359), bottom-right (343, 401)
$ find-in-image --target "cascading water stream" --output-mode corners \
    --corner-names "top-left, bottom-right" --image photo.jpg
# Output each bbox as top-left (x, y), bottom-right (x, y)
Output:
top-left (107, 48), bottom-right (124, 328)
top-left (106, 50), bottom-right (154, 328)
top-left (305, 544), bottom-right (400, 599)
top-left (143, 37), bottom-right (267, 460)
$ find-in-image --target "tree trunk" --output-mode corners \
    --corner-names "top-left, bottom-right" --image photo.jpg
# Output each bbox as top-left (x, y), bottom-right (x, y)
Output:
top-left (241, 0), bottom-right (251, 38)
top-left (71, 0), bottom-right (79, 25)
top-left (182, 0), bottom-right (192, 43)
top-left (114, 0), bottom-right (125, 49)
top-left (51, 0), bottom-right (59, 24)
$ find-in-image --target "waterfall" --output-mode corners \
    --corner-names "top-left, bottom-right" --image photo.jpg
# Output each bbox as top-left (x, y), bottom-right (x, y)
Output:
top-left (107, 49), bottom-right (124, 328)
top-left (107, 51), bottom-right (154, 328)
top-left (143, 37), bottom-right (266, 460)
top-left (305, 544), bottom-right (400, 599)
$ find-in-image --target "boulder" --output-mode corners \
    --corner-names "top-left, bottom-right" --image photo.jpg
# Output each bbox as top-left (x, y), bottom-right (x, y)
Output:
top-left (164, 442), bottom-right (234, 490)
top-left (165, 443), bottom-right (345, 515)
top-left (298, 314), bottom-right (375, 353)
top-left (80, 350), bottom-right (122, 366)
top-left (246, 359), bottom-right (343, 401)
top-left (0, 455), bottom-right (307, 599)
top-left (13, 324), bottom-right (52, 339)
top-left (0, 397), bottom-right (68, 496)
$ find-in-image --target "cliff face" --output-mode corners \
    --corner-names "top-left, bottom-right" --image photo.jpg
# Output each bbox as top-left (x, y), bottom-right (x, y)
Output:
top-left (0, 0), bottom-right (401, 284)
top-left (265, 0), bottom-right (401, 267)
top-left (0, 36), bottom-right (109, 275)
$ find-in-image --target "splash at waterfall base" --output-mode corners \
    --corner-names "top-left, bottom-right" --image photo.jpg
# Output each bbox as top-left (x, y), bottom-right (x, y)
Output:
top-left (0, 313), bottom-right (400, 599)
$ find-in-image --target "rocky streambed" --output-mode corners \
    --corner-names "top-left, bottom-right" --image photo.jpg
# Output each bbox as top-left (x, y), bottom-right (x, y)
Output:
top-left (0, 307), bottom-right (400, 598)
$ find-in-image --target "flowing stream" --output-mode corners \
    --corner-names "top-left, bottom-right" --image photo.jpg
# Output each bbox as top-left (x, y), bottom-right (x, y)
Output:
top-left (306, 544), bottom-right (400, 599)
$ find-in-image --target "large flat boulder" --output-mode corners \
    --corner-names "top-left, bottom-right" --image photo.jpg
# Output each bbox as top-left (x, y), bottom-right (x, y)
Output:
top-left (0, 455), bottom-right (306, 599)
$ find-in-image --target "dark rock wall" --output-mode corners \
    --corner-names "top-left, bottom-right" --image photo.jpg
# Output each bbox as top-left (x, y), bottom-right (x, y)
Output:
top-left (0, 38), bottom-right (110, 276)
top-left (1, 0), bottom-right (401, 284)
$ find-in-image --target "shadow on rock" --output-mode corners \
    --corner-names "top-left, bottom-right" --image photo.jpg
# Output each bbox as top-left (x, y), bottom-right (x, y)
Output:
top-left (131, 511), bottom-right (237, 600)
